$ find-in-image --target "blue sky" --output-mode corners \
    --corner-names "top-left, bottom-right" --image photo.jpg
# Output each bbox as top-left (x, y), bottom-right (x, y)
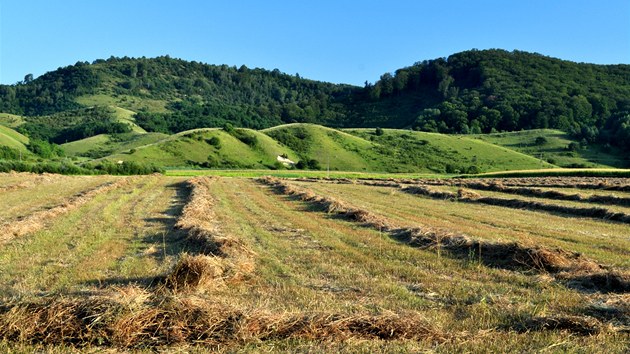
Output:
top-left (1, 0), bottom-right (629, 86)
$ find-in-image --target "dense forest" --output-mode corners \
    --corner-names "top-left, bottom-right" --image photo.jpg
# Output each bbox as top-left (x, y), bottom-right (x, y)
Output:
top-left (1, 49), bottom-right (630, 149)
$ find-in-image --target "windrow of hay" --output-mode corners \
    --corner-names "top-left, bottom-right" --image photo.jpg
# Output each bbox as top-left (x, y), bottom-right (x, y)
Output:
top-left (261, 177), bottom-right (629, 294)
top-left (259, 177), bottom-right (392, 231)
top-left (400, 185), bottom-right (630, 225)
top-left (0, 178), bottom-right (131, 245)
top-left (165, 177), bottom-right (255, 293)
top-left (428, 177), bottom-right (630, 191)
top-left (0, 292), bottom-right (445, 348)
top-left (459, 181), bottom-right (630, 207)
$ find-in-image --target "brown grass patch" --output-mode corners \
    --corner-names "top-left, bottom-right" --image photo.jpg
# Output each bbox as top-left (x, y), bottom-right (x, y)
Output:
top-left (461, 181), bottom-right (630, 207)
top-left (262, 177), bottom-right (629, 294)
top-left (166, 177), bottom-right (255, 293)
top-left (0, 178), bottom-right (131, 245)
top-left (400, 184), bottom-right (630, 224)
top-left (511, 315), bottom-right (603, 335)
top-left (0, 292), bottom-right (444, 348)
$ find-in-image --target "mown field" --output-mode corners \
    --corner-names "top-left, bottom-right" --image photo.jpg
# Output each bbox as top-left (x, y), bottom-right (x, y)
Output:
top-left (0, 172), bottom-right (628, 352)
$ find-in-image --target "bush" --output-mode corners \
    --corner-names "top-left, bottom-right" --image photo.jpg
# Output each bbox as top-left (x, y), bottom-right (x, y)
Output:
top-left (466, 165), bottom-right (481, 174)
top-left (534, 136), bottom-right (548, 145)
top-left (295, 159), bottom-right (321, 170)
top-left (27, 139), bottom-right (64, 158)
top-left (206, 136), bottom-right (221, 148)
top-left (567, 142), bottom-right (580, 151)
top-left (0, 146), bottom-right (22, 160)
top-left (445, 164), bottom-right (459, 174)
top-left (375, 127), bottom-right (384, 136)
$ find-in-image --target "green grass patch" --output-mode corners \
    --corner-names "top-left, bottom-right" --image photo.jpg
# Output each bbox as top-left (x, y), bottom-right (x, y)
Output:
top-left (76, 94), bottom-right (169, 114)
top-left (0, 113), bottom-right (25, 128)
top-left (0, 125), bottom-right (29, 152)
top-left (472, 129), bottom-right (629, 168)
top-left (347, 127), bottom-right (554, 173)
top-left (61, 132), bottom-right (168, 158)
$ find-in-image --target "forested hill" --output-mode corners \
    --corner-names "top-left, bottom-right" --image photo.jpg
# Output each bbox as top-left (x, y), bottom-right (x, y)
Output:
top-left (355, 50), bottom-right (630, 144)
top-left (1, 50), bottom-right (630, 149)
top-left (0, 56), bottom-right (354, 130)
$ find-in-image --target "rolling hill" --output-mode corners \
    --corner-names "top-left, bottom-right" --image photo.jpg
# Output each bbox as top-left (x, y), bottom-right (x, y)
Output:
top-left (90, 124), bottom-right (554, 173)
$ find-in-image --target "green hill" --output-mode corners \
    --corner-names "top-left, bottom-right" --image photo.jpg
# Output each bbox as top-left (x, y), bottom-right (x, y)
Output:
top-left (2, 50), bottom-right (628, 142)
top-left (472, 129), bottom-right (629, 168)
top-left (0, 125), bottom-right (29, 151)
top-left (345, 128), bottom-right (553, 173)
top-left (61, 132), bottom-right (168, 158)
top-left (264, 124), bottom-right (379, 171)
top-left (99, 124), bottom-right (554, 173)
top-left (105, 128), bottom-right (300, 169)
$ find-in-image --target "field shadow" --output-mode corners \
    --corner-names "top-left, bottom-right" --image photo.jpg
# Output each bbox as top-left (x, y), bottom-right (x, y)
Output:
top-left (82, 181), bottom-right (196, 289)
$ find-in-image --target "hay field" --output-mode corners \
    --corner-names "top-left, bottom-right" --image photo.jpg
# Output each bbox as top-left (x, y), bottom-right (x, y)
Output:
top-left (0, 174), bottom-right (628, 352)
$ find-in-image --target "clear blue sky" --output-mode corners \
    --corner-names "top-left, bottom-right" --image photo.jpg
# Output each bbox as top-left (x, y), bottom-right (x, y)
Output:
top-left (1, 0), bottom-right (629, 86)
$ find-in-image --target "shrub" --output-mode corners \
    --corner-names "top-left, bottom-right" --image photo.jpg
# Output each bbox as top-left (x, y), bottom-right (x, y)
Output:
top-left (466, 165), bottom-right (481, 174)
top-left (206, 136), bottom-right (221, 148)
top-left (534, 136), bottom-right (548, 145)
top-left (0, 146), bottom-right (21, 160)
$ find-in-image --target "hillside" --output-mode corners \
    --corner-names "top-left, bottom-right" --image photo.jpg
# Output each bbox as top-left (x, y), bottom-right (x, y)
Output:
top-left (1, 49), bottom-right (630, 172)
top-left (105, 128), bottom-right (301, 169)
top-left (96, 124), bottom-right (554, 173)
top-left (472, 129), bottom-right (630, 168)
top-left (1, 50), bottom-right (629, 140)
top-left (0, 125), bottom-right (29, 151)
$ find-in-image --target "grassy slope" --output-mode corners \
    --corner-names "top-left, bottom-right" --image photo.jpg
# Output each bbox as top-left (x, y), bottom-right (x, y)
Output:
top-left (264, 124), bottom-right (379, 171)
top-left (92, 124), bottom-right (561, 172)
top-left (106, 128), bottom-right (300, 168)
top-left (0, 113), bottom-right (25, 128)
top-left (110, 106), bottom-right (147, 133)
top-left (472, 129), bottom-right (628, 168)
top-left (61, 132), bottom-right (168, 158)
top-left (346, 128), bottom-right (554, 173)
top-left (76, 94), bottom-right (169, 114)
top-left (0, 125), bottom-right (29, 151)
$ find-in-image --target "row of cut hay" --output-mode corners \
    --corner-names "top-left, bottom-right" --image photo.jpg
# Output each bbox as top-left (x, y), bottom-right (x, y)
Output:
top-left (262, 178), bottom-right (629, 294)
top-left (258, 177), bottom-right (391, 231)
top-left (0, 178), bottom-right (131, 245)
top-left (445, 177), bottom-right (630, 191)
top-left (401, 185), bottom-right (630, 225)
top-left (0, 290), bottom-right (444, 348)
top-left (0, 181), bottom-right (31, 192)
top-left (458, 181), bottom-right (630, 207)
top-left (393, 227), bottom-right (629, 293)
top-left (164, 177), bottom-right (255, 293)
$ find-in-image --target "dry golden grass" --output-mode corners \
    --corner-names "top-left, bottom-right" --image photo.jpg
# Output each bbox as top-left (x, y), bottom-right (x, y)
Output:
top-left (1, 175), bottom-right (629, 351)
top-left (0, 178), bottom-right (131, 245)
top-left (263, 178), bottom-right (629, 294)
top-left (164, 177), bottom-right (256, 293)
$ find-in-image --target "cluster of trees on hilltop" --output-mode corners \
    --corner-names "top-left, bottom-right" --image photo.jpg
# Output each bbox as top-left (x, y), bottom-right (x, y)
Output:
top-left (0, 62), bottom-right (99, 115)
top-left (88, 56), bottom-right (353, 131)
top-left (358, 50), bottom-right (630, 149)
